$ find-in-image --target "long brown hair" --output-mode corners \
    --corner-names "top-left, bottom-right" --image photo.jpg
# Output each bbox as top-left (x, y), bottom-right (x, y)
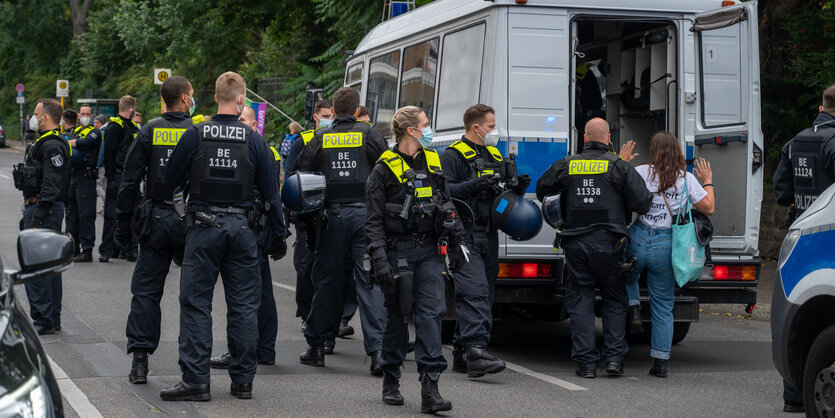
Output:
top-left (648, 131), bottom-right (685, 193)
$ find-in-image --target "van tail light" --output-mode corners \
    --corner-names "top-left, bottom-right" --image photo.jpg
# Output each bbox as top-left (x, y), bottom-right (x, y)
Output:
top-left (713, 265), bottom-right (756, 281)
top-left (498, 262), bottom-right (552, 279)
top-left (722, 1), bottom-right (735, 6)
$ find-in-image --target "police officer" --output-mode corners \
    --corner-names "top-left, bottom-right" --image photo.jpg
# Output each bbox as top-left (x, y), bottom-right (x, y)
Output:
top-left (64, 105), bottom-right (102, 262)
top-left (366, 106), bottom-right (466, 413)
top-left (13, 98), bottom-right (71, 335)
top-left (439, 104), bottom-right (526, 378)
top-left (160, 72), bottom-right (287, 401)
top-left (209, 105), bottom-right (281, 369)
top-left (284, 99), bottom-right (331, 331)
top-left (773, 84), bottom-right (835, 413)
top-left (536, 117), bottom-right (652, 378)
top-left (115, 76), bottom-right (195, 385)
top-left (293, 87), bottom-right (387, 373)
top-left (100, 95), bottom-right (139, 262)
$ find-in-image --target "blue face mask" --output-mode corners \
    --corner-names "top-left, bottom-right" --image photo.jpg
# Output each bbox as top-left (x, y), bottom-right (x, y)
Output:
top-left (186, 95), bottom-right (197, 116)
top-left (318, 118), bottom-right (333, 128)
top-left (417, 126), bottom-right (433, 148)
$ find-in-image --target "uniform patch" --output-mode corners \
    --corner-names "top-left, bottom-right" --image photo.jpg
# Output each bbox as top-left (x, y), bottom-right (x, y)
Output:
top-left (569, 159), bottom-right (609, 175)
top-left (50, 154), bottom-right (64, 167)
top-left (152, 128), bottom-right (186, 146)
top-left (323, 132), bottom-right (363, 148)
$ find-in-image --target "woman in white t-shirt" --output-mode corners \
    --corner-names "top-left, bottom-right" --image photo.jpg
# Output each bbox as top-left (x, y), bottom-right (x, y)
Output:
top-left (622, 131), bottom-right (714, 378)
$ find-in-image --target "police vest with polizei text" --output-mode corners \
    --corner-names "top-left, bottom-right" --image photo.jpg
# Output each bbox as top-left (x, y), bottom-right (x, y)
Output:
top-left (378, 148), bottom-right (444, 235)
top-left (562, 151), bottom-right (627, 232)
top-left (313, 121), bottom-right (374, 204)
top-left (188, 120), bottom-right (256, 205)
top-left (789, 125), bottom-right (835, 212)
top-left (145, 116), bottom-right (193, 201)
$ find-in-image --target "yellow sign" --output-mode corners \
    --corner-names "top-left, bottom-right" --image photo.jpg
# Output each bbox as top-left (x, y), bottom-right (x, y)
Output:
top-left (152, 128), bottom-right (186, 146)
top-left (158, 72), bottom-right (168, 82)
top-left (323, 132), bottom-right (363, 148)
top-left (154, 68), bottom-right (172, 85)
top-left (59, 81), bottom-right (67, 89)
top-left (415, 187), bottom-right (433, 198)
top-left (569, 159), bottom-right (609, 175)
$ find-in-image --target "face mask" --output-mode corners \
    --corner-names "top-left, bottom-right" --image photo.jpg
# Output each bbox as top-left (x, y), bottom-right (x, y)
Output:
top-left (417, 126), bottom-right (433, 148)
top-left (186, 95), bottom-right (197, 116)
top-left (477, 126), bottom-right (500, 147)
top-left (79, 116), bottom-right (92, 126)
top-left (29, 115), bottom-right (41, 131)
top-left (318, 118), bottom-right (333, 128)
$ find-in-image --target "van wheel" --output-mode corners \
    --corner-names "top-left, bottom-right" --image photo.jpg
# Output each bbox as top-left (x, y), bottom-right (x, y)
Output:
top-left (804, 325), bottom-right (835, 418)
top-left (672, 323), bottom-right (691, 345)
top-left (441, 319), bottom-right (456, 344)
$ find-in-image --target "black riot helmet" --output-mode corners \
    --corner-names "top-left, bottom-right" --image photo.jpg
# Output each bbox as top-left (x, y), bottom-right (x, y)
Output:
top-left (541, 194), bottom-right (564, 230)
top-left (490, 190), bottom-right (543, 241)
top-left (281, 172), bottom-right (326, 214)
top-left (451, 198), bottom-right (475, 236)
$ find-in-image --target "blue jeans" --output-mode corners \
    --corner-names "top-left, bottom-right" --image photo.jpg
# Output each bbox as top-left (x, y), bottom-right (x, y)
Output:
top-left (625, 222), bottom-right (674, 360)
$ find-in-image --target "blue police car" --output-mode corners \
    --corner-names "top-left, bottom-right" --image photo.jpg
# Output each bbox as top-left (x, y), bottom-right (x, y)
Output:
top-left (772, 183), bottom-right (835, 417)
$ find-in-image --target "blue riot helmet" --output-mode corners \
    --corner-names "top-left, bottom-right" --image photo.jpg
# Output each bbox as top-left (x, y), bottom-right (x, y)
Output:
top-left (490, 190), bottom-right (543, 241)
top-left (70, 147), bottom-right (83, 167)
top-left (281, 171), bottom-right (326, 213)
top-left (541, 194), bottom-right (564, 230)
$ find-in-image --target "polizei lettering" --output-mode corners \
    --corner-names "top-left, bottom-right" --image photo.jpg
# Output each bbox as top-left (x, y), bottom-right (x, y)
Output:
top-left (202, 124), bottom-right (247, 141)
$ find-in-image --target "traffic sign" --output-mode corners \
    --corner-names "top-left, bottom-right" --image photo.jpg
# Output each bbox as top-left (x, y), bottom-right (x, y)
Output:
top-left (154, 68), bottom-right (172, 85)
top-left (56, 79), bottom-right (69, 97)
top-left (15, 83), bottom-right (24, 93)
top-left (16, 96), bottom-right (25, 104)
top-left (17, 92), bottom-right (22, 97)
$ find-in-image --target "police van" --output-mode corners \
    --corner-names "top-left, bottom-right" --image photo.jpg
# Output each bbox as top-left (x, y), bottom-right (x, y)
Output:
top-left (772, 184), bottom-right (835, 417)
top-left (345, 0), bottom-right (762, 342)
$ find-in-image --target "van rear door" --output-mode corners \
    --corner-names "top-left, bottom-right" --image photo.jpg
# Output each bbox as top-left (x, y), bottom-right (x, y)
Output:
top-left (687, 2), bottom-right (762, 255)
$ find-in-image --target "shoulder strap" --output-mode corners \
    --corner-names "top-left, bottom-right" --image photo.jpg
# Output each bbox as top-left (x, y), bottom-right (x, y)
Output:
top-left (676, 173), bottom-right (689, 219)
top-left (109, 116), bottom-right (124, 127)
top-left (423, 148), bottom-right (442, 173)
top-left (450, 140), bottom-right (477, 160)
top-left (191, 114), bottom-right (206, 124)
top-left (486, 146), bottom-right (503, 162)
top-left (270, 146), bottom-right (281, 161)
top-left (301, 129), bottom-right (316, 145)
top-left (378, 150), bottom-right (411, 184)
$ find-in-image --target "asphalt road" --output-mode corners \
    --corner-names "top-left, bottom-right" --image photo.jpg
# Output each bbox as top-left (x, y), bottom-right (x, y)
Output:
top-left (0, 146), bottom-right (788, 417)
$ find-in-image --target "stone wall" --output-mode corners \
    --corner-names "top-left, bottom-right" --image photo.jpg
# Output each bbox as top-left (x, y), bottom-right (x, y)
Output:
top-left (758, 183), bottom-right (790, 260)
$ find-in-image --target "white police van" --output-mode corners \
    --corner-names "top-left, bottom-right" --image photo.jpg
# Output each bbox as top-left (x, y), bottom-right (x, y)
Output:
top-left (346, 0), bottom-right (762, 342)
top-left (772, 184), bottom-right (835, 417)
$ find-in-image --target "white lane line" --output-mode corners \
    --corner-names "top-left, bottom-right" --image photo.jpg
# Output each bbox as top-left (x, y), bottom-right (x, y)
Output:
top-left (48, 355), bottom-right (105, 418)
top-left (272, 281), bottom-right (296, 292)
top-left (0, 174), bottom-right (9, 179)
top-left (443, 344), bottom-right (587, 391)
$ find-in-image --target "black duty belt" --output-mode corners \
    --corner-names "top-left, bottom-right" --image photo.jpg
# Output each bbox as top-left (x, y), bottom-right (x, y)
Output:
top-left (151, 199), bottom-right (175, 207)
top-left (327, 202), bottom-right (366, 209)
top-left (387, 233), bottom-right (435, 249)
top-left (188, 205), bottom-right (249, 215)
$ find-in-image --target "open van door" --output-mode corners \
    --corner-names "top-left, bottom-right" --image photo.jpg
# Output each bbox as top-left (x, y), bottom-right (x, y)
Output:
top-left (689, 2), bottom-right (762, 255)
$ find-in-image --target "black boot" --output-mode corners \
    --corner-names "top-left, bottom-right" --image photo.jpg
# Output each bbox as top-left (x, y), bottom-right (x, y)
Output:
top-left (649, 358), bottom-right (667, 378)
top-left (465, 345), bottom-right (506, 378)
top-left (160, 380), bottom-right (211, 402)
top-left (210, 352), bottom-right (231, 369)
top-left (370, 351), bottom-right (383, 377)
top-left (300, 346), bottom-right (325, 367)
top-left (452, 345), bottom-right (467, 373)
top-left (74, 249), bottom-right (93, 263)
top-left (324, 338), bottom-right (336, 355)
top-left (230, 383), bottom-right (252, 399)
top-left (129, 351), bottom-right (148, 384)
top-left (629, 305), bottom-right (644, 334)
top-left (382, 369), bottom-right (404, 406)
top-left (420, 373), bottom-right (452, 414)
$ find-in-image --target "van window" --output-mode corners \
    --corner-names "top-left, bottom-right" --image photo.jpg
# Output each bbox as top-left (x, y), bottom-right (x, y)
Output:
top-left (346, 62), bottom-right (363, 85)
top-left (436, 24), bottom-right (485, 131)
top-left (699, 24), bottom-right (745, 127)
top-left (367, 50), bottom-right (401, 137)
top-left (398, 38), bottom-right (439, 124)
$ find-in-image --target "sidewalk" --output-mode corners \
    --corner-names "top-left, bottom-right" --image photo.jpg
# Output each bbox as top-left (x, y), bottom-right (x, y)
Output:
top-left (700, 261), bottom-right (776, 322)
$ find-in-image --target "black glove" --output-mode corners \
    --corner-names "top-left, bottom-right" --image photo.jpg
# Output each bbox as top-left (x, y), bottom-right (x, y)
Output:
top-left (373, 258), bottom-right (395, 293)
top-left (448, 244), bottom-right (470, 274)
top-left (474, 174), bottom-right (500, 191)
top-left (114, 217), bottom-right (132, 251)
top-left (270, 238), bottom-right (287, 260)
top-left (513, 174), bottom-right (531, 194)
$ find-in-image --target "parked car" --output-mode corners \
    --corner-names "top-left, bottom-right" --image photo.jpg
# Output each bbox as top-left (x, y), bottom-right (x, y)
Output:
top-left (0, 116), bottom-right (6, 147)
top-left (772, 183), bottom-right (835, 418)
top-left (0, 229), bottom-right (74, 417)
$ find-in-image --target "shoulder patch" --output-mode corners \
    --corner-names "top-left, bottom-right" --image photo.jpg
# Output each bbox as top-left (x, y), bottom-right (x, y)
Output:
top-left (50, 154), bottom-right (64, 167)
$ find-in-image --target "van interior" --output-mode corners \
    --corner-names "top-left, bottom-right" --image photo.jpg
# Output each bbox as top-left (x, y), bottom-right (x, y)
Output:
top-left (572, 20), bottom-right (677, 165)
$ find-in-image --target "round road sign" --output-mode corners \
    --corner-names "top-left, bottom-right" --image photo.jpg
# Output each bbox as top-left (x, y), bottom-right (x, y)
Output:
top-left (15, 83), bottom-right (24, 93)
top-left (157, 71), bottom-right (169, 83)
top-left (58, 81), bottom-right (68, 90)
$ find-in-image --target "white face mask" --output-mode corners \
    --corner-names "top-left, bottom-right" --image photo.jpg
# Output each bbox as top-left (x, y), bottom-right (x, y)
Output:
top-left (477, 126), bottom-right (500, 147)
top-left (79, 116), bottom-right (92, 126)
top-left (29, 115), bottom-right (42, 131)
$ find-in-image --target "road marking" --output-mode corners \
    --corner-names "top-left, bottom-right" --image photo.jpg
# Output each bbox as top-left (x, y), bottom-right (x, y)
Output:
top-left (48, 355), bottom-right (104, 418)
top-left (272, 281), bottom-right (296, 292)
top-left (443, 344), bottom-right (587, 391)
top-left (0, 174), bottom-right (9, 179)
